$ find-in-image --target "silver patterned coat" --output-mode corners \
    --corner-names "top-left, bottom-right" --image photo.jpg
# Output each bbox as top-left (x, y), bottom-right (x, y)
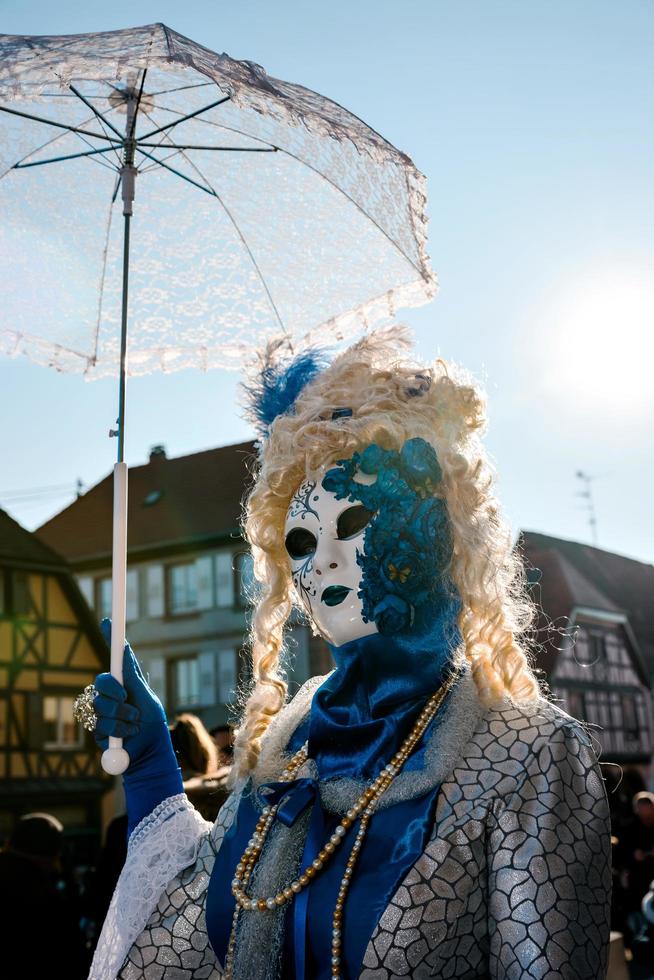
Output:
top-left (89, 664), bottom-right (612, 980)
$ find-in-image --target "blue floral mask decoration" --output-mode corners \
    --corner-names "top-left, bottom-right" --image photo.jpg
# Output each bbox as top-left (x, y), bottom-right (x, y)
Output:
top-left (321, 438), bottom-right (455, 635)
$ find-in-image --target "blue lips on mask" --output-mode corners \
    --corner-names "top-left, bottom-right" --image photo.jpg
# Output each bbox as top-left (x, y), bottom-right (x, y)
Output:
top-left (321, 585), bottom-right (352, 607)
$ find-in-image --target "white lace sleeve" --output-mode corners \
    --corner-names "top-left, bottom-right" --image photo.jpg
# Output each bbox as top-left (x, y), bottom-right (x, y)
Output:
top-left (88, 794), bottom-right (212, 980)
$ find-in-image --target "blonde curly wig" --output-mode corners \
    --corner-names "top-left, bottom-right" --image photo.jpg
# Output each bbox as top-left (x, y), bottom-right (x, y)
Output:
top-left (233, 325), bottom-right (541, 778)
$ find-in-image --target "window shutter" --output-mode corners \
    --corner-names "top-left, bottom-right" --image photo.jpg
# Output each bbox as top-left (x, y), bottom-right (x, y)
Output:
top-left (215, 553), bottom-right (234, 608)
top-left (146, 565), bottom-right (165, 617)
top-left (218, 647), bottom-right (237, 703)
top-left (76, 575), bottom-right (94, 608)
top-left (126, 569), bottom-right (139, 622)
top-left (195, 556), bottom-right (214, 610)
top-left (197, 651), bottom-right (217, 708)
top-left (146, 656), bottom-right (166, 708)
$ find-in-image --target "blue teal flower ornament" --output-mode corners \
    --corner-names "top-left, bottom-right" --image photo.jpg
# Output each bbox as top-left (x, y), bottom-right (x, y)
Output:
top-left (321, 437), bottom-right (455, 635)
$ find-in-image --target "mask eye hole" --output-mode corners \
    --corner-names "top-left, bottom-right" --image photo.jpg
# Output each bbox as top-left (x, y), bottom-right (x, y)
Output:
top-left (285, 527), bottom-right (318, 560)
top-left (336, 504), bottom-right (374, 541)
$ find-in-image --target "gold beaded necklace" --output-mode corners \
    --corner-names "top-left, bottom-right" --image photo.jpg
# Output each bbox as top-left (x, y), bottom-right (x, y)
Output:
top-left (223, 671), bottom-right (456, 979)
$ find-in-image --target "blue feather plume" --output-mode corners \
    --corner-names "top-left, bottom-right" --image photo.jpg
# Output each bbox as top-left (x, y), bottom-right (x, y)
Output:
top-left (243, 346), bottom-right (329, 439)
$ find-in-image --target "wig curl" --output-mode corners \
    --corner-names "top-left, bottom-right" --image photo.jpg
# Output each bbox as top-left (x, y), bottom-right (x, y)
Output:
top-left (233, 325), bottom-right (541, 778)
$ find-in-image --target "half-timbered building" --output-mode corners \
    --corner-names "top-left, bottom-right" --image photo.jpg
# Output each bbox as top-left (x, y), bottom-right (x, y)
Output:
top-left (520, 530), bottom-right (654, 788)
top-left (0, 508), bottom-right (110, 859)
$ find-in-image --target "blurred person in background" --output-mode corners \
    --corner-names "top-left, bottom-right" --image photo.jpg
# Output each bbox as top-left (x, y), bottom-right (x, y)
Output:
top-left (90, 811), bottom-right (129, 952)
top-left (170, 712), bottom-right (231, 821)
top-left (0, 812), bottom-right (87, 979)
top-left (210, 722), bottom-right (235, 766)
top-left (625, 792), bottom-right (654, 915)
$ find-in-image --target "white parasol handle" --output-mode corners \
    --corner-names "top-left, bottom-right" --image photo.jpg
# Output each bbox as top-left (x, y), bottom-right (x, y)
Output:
top-left (101, 461), bottom-right (131, 775)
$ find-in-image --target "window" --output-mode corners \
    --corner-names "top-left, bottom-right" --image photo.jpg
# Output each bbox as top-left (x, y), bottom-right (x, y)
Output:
top-left (126, 568), bottom-right (139, 622)
top-left (621, 694), bottom-right (640, 741)
top-left (43, 695), bottom-right (84, 749)
top-left (172, 657), bottom-right (200, 708)
top-left (168, 563), bottom-right (198, 615)
top-left (11, 572), bottom-right (31, 616)
top-left (589, 631), bottom-right (606, 665)
top-left (573, 625), bottom-right (610, 668)
top-left (98, 577), bottom-right (112, 619)
top-left (567, 689), bottom-right (586, 722)
top-left (143, 489), bottom-right (163, 507)
top-left (76, 575), bottom-right (94, 608)
top-left (235, 552), bottom-right (255, 608)
top-left (218, 648), bottom-right (237, 703)
top-left (146, 565), bottom-right (165, 618)
top-left (215, 552), bottom-right (235, 607)
top-left (0, 570), bottom-right (30, 617)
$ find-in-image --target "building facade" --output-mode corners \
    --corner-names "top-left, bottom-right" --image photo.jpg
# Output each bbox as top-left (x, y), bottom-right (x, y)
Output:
top-left (521, 531), bottom-right (654, 789)
top-left (37, 443), bottom-right (331, 733)
top-left (0, 508), bottom-right (111, 858)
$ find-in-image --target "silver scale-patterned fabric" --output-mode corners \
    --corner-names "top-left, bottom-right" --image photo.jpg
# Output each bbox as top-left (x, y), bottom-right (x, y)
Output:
top-left (117, 794), bottom-right (240, 980)
top-left (117, 701), bottom-right (611, 979)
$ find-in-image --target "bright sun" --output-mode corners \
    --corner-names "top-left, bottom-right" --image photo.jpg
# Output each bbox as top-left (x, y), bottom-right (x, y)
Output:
top-left (544, 268), bottom-right (654, 412)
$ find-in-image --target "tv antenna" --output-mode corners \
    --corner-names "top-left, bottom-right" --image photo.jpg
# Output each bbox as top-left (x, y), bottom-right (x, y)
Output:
top-left (576, 471), bottom-right (598, 546)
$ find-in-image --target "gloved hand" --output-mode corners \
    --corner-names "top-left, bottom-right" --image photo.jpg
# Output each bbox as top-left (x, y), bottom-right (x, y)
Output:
top-left (94, 619), bottom-right (183, 836)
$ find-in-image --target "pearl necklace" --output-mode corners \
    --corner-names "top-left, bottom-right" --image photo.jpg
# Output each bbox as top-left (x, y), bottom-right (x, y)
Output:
top-left (223, 671), bottom-right (456, 979)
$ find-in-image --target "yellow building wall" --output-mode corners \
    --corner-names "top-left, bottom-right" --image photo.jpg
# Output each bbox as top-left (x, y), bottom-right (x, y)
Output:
top-left (47, 578), bottom-right (78, 625)
top-left (70, 635), bottom-right (102, 669)
top-left (48, 627), bottom-right (79, 666)
top-left (0, 623), bottom-right (12, 662)
top-left (42, 669), bottom-right (95, 687)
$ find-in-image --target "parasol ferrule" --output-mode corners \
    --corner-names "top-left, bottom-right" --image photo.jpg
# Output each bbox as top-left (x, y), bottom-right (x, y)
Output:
top-left (121, 165), bottom-right (137, 216)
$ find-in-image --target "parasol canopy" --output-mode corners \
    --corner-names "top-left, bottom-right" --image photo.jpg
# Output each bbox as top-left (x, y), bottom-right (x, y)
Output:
top-left (0, 23), bottom-right (438, 774)
top-left (0, 22), bottom-right (436, 377)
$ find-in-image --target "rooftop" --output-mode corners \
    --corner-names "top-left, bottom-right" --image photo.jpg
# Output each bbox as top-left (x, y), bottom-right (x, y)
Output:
top-left (36, 441), bottom-right (258, 567)
top-left (520, 530), bottom-right (654, 681)
top-left (0, 507), bottom-right (67, 570)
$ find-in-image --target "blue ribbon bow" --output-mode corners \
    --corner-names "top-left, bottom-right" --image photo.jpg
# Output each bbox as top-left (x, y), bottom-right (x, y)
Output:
top-left (257, 777), bottom-right (318, 827)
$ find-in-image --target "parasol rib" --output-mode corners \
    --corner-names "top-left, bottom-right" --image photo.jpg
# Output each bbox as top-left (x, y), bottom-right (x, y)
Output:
top-left (92, 177), bottom-right (119, 365)
top-left (135, 146), bottom-right (218, 197)
top-left (137, 95), bottom-right (231, 141)
top-left (146, 81), bottom-right (214, 97)
top-left (1, 110), bottom-right (106, 179)
top-left (14, 146), bottom-right (119, 169)
top-left (138, 148), bottom-right (185, 174)
top-left (132, 104), bottom-right (422, 276)
top-left (128, 68), bottom-right (148, 142)
top-left (69, 84), bottom-right (125, 140)
top-left (137, 143), bottom-right (277, 151)
top-left (138, 107), bottom-right (287, 335)
top-left (0, 103), bottom-right (120, 143)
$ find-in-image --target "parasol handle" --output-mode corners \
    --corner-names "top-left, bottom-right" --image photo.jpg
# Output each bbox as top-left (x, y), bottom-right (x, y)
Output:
top-left (101, 461), bottom-right (131, 775)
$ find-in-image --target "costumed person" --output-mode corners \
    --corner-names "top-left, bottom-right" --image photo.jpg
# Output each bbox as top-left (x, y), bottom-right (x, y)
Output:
top-left (170, 713), bottom-right (231, 821)
top-left (84, 327), bottom-right (612, 980)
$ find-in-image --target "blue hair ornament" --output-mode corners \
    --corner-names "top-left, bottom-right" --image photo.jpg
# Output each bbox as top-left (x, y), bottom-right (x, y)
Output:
top-left (244, 348), bottom-right (329, 439)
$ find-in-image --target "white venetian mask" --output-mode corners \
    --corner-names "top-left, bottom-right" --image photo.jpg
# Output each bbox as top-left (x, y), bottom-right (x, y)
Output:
top-left (284, 472), bottom-right (379, 647)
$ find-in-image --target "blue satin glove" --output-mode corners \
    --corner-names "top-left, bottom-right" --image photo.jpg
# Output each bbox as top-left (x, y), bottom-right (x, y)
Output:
top-left (94, 619), bottom-right (183, 836)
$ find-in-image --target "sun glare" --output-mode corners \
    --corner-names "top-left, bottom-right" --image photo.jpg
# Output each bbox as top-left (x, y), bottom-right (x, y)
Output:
top-left (546, 269), bottom-right (654, 413)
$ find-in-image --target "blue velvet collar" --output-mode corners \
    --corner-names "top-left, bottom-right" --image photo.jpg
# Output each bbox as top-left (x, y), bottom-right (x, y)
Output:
top-left (289, 595), bottom-right (461, 781)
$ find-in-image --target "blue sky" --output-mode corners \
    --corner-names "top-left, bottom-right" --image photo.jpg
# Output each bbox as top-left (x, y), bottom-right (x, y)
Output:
top-left (2, 0), bottom-right (653, 563)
